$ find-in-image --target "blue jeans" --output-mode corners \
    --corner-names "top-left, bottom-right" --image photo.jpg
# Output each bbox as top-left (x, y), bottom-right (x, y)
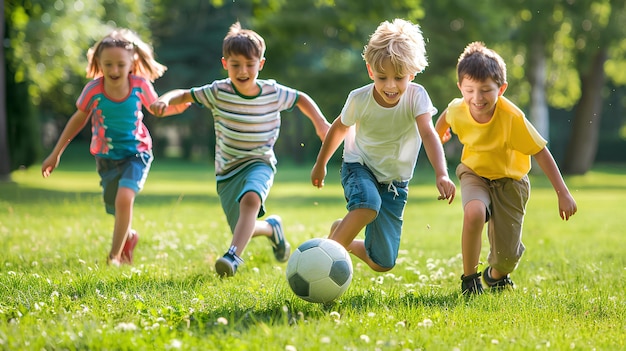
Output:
top-left (96, 151), bottom-right (153, 215)
top-left (341, 162), bottom-right (408, 269)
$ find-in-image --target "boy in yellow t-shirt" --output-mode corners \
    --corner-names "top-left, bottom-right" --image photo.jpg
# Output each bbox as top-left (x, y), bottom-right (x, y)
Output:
top-left (435, 42), bottom-right (578, 295)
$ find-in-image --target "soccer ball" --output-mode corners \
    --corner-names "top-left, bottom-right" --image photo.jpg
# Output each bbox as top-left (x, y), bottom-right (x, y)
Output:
top-left (286, 238), bottom-right (353, 303)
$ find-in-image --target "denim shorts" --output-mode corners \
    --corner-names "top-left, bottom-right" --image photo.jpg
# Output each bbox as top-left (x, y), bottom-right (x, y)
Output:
top-left (341, 162), bottom-right (408, 269)
top-left (217, 162), bottom-right (274, 233)
top-left (96, 151), bottom-right (153, 215)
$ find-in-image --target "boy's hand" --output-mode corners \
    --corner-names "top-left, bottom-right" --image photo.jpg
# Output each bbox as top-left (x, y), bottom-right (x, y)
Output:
top-left (311, 163), bottom-right (327, 188)
top-left (436, 175), bottom-right (456, 204)
top-left (441, 128), bottom-right (452, 144)
top-left (150, 101), bottom-right (168, 117)
top-left (558, 192), bottom-right (577, 220)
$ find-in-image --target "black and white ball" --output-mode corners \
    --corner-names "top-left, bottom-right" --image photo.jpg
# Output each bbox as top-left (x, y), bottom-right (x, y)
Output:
top-left (286, 238), bottom-right (353, 303)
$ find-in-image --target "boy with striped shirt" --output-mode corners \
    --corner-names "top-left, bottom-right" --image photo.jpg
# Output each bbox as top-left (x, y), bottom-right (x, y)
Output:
top-left (152, 22), bottom-right (330, 277)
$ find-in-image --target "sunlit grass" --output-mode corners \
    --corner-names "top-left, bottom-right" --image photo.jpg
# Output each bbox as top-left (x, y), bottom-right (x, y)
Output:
top-left (1, 152), bottom-right (625, 350)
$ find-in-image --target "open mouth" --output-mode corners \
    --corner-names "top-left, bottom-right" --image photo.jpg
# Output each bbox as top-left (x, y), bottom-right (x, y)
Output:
top-left (384, 92), bottom-right (398, 99)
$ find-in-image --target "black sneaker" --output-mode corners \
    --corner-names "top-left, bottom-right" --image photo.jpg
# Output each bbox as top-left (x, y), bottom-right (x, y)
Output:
top-left (215, 247), bottom-right (244, 277)
top-left (461, 272), bottom-right (484, 295)
top-left (483, 266), bottom-right (515, 290)
top-left (266, 215), bottom-right (290, 262)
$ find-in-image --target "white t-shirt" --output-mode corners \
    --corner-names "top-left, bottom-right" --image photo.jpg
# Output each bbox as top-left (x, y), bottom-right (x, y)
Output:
top-left (341, 83), bottom-right (437, 183)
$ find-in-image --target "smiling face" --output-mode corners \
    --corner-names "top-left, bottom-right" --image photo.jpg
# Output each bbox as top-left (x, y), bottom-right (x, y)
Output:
top-left (99, 46), bottom-right (133, 92)
top-left (367, 58), bottom-right (414, 108)
top-left (222, 54), bottom-right (265, 96)
top-left (457, 75), bottom-right (507, 122)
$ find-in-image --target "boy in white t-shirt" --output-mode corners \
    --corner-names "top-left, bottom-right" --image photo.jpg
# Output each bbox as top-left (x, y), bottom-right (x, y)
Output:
top-left (311, 19), bottom-right (456, 272)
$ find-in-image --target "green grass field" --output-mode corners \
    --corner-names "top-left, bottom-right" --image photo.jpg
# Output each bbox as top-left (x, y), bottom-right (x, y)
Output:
top-left (1, 148), bottom-right (625, 350)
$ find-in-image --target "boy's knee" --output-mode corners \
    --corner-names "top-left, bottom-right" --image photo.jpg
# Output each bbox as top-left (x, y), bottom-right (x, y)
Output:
top-left (239, 191), bottom-right (261, 207)
top-left (464, 200), bottom-right (488, 223)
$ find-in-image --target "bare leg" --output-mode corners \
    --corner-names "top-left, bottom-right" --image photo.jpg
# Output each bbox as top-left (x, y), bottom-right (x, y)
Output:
top-left (109, 187), bottom-right (135, 262)
top-left (462, 200), bottom-right (486, 276)
top-left (329, 209), bottom-right (390, 272)
top-left (229, 191), bottom-right (263, 257)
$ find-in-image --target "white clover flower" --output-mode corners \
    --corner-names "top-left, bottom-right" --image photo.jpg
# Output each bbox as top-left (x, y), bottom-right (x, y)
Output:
top-left (115, 322), bottom-right (138, 331)
top-left (285, 345), bottom-right (297, 351)
top-left (320, 336), bottom-right (331, 344)
top-left (217, 317), bottom-right (228, 325)
top-left (360, 334), bottom-right (370, 343)
top-left (169, 339), bottom-right (182, 349)
top-left (418, 318), bottom-right (433, 328)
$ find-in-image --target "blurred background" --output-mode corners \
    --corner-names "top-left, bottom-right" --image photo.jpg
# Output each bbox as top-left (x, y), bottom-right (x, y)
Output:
top-left (2, 0), bottom-right (626, 181)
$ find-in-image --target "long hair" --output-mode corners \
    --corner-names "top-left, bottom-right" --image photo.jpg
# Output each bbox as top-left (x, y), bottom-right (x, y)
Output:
top-left (86, 28), bottom-right (166, 82)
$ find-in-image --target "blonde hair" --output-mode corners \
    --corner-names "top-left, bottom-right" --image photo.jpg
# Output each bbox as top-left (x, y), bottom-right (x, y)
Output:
top-left (362, 18), bottom-right (428, 76)
top-left (222, 22), bottom-right (266, 60)
top-left (86, 28), bottom-right (166, 82)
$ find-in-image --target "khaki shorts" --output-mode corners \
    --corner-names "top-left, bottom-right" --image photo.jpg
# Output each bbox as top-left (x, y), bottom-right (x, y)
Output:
top-left (456, 163), bottom-right (530, 273)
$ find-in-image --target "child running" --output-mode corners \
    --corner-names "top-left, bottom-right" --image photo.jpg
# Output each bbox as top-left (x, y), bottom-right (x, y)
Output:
top-left (42, 28), bottom-right (187, 266)
top-left (310, 18), bottom-right (456, 272)
top-left (151, 22), bottom-right (331, 277)
top-left (435, 42), bottom-right (577, 295)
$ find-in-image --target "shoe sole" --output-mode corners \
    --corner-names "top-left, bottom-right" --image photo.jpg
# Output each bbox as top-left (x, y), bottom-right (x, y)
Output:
top-left (215, 257), bottom-right (236, 277)
top-left (266, 215), bottom-right (290, 262)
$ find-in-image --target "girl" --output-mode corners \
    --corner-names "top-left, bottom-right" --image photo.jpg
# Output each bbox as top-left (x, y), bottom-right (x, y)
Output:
top-left (42, 28), bottom-right (187, 266)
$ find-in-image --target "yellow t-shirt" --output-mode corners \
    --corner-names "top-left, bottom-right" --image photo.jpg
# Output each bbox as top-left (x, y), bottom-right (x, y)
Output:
top-left (445, 96), bottom-right (547, 180)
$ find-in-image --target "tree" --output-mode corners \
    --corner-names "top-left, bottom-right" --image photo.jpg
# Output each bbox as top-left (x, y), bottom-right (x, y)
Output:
top-left (562, 0), bottom-right (626, 174)
top-left (0, 1), bottom-right (10, 181)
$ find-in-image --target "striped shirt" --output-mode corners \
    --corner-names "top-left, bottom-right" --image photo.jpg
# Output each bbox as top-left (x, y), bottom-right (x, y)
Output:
top-left (191, 78), bottom-right (299, 180)
top-left (76, 75), bottom-right (158, 159)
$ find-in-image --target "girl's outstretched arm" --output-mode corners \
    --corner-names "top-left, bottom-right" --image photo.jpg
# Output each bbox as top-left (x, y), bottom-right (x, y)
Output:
top-left (42, 110), bottom-right (89, 177)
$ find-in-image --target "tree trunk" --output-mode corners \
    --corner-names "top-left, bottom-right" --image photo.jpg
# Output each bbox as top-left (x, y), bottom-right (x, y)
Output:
top-left (527, 36), bottom-right (549, 174)
top-left (563, 48), bottom-right (608, 175)
top-left (0, 4), bottom-right (12, 182)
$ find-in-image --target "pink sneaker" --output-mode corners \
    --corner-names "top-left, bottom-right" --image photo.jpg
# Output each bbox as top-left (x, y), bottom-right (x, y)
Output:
top-left (120, 230), bottom-right (139, 264)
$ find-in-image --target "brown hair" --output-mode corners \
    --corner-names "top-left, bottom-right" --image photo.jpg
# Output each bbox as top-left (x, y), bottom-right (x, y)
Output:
top-left (457, 42), bottom-right (507, 86)
top-left (222, 22), bottom-right (266, 60)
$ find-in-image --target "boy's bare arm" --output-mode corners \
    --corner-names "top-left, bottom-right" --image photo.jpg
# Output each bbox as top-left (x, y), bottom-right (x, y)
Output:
top-left (533, 147), bottom-right (577, 220)
top-left (434, 109), bottom-right (452, 144)
top-left (311, 116), bottom-right (349, 188)
top-left (296, 92), bottom-right (332, 141)
top-left (417, 113), bottom-right (456, 203)
top-left (151, 89), bottom-right (194, 117)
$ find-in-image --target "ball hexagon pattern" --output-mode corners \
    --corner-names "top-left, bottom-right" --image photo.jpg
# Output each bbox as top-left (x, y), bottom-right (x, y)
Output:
top-left (286, 238), bottom-right (353, 303)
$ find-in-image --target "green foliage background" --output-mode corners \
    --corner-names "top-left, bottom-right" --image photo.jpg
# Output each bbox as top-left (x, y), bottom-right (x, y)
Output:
top-left (3, 0), bottom-right (626, 171)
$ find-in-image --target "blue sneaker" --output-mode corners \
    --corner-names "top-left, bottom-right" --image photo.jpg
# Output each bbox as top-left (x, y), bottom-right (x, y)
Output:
top-left (266, 215), bottom-right (290, 262)
top-left (215, 247), bottom-right (243, 277)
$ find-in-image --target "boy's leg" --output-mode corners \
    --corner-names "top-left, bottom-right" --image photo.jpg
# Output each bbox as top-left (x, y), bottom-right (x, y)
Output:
top-left (230, 191), bottom-right (262, 256)
top-left (216, 163), bottom-right (281, 275)
top-left (456, 164), bottom-right (491, 294)
top-left (486, 176), bottom-right (529, 279)
top-left (461, 200), bottom-right (487, 276)
top-left (456, 164), bottom-right (491, 276)
top-left (330, 208), bottom-right (377, 268)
